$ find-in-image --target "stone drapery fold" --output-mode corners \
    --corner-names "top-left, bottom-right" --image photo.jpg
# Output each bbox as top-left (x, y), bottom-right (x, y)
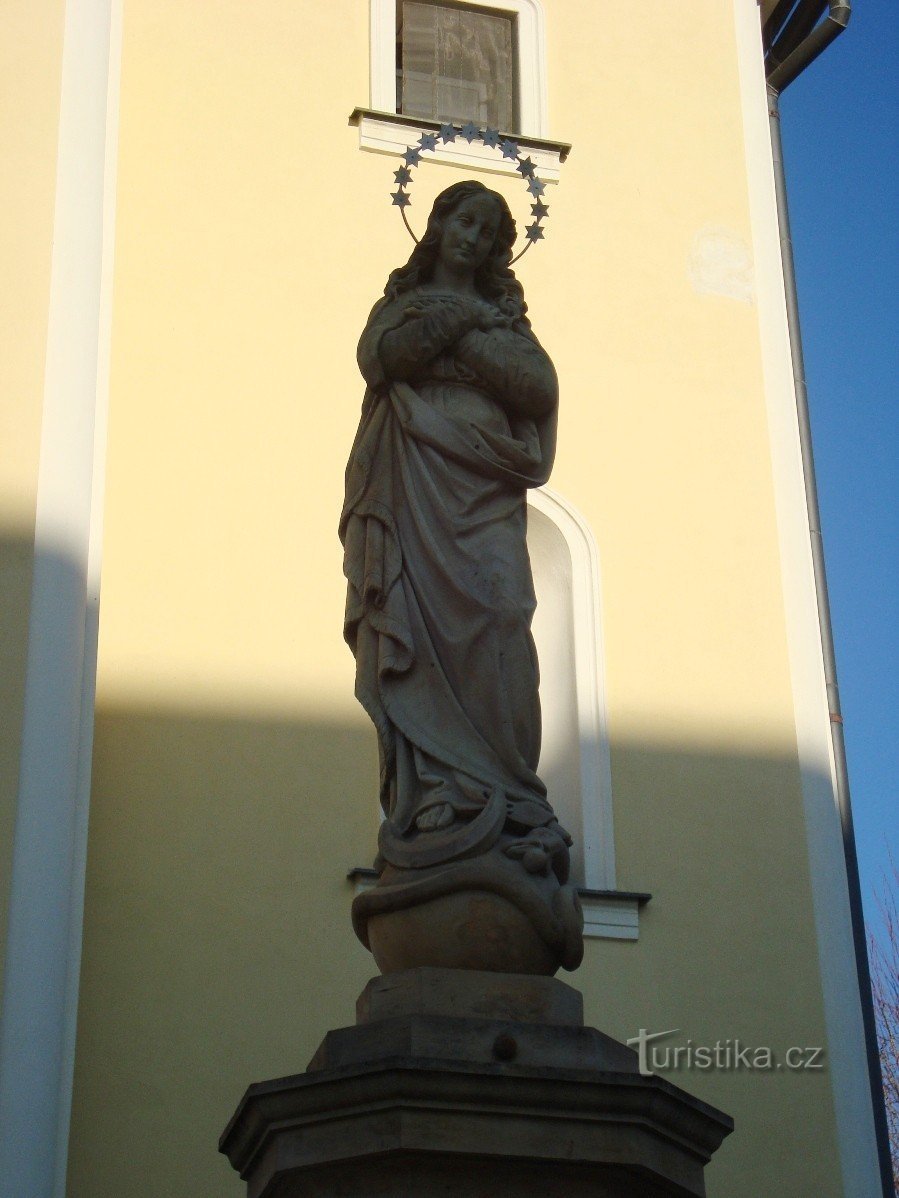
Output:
top-left (340, 293), bottom-right (559, 848)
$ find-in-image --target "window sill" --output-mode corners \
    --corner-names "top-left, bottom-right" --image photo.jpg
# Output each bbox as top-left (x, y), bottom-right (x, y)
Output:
top-left (349, 108), bottom-right (571, 183)
top-left (346, 869), bottom-right (650, 943)
top-left (578, 888), bottom-right (652, 942)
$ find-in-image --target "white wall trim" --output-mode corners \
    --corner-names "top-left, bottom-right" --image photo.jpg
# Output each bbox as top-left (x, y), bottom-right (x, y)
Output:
top-left (353, 111), bottom-right (564, 180)
top-left (528, 486), bottom-right (617, 894)
top-left (732, 1), bottom-right (880, 1192)
top-left (367, 0), bottom-right (550, 167)
top-left (0, 0), bottom-right (120, 1193)
top-left (581, 895), bottom-right (640, 941)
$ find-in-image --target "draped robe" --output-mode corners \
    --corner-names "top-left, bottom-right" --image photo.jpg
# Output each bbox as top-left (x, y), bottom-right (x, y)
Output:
top-left (340, 289), bottom-right (560, 845)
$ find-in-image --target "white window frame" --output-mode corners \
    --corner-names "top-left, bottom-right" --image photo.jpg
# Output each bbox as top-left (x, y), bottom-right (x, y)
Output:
top-left (362, 0), bottom-right (560, 179)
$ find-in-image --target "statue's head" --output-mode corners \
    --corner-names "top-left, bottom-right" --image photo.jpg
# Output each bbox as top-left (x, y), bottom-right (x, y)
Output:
top-left (421, 181), bottom-right (515, 276)
top-left (385, 180), bottom-right (526, 320)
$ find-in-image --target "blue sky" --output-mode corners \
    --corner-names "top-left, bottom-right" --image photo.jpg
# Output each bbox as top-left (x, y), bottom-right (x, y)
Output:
top-left (777, 0), bottom-right (898, 933)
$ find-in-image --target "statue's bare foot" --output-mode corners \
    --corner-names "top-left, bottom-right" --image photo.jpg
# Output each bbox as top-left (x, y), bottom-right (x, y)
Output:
top-left (415, 803), bottom-right (454, 832)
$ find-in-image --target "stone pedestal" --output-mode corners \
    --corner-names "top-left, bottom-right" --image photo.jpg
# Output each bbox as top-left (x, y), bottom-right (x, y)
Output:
top-left (220, 969), bottom-right (732, 1197)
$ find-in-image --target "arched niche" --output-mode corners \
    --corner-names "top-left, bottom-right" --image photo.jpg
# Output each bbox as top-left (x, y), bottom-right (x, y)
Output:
top-left (354, 487), bottom-right (639, 938)
top-left (527, 487), bottom-right (615, 891)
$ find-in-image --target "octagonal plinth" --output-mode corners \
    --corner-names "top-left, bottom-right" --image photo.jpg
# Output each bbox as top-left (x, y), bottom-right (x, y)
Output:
top-left (220, 970), bottom-right (732, 1198)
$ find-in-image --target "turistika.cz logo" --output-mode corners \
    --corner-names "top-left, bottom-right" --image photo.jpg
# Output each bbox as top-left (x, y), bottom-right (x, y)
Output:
top-left (625, 1028), bottom-right (826, 1078)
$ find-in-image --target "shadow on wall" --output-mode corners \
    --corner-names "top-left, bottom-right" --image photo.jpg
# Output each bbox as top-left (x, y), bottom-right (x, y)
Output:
top-left (68, 703), bottom-right (379, 1197)
top-left (0, 527), bottom-right (39, 989)
top-left (63, 695), bottom-right (843, 1198)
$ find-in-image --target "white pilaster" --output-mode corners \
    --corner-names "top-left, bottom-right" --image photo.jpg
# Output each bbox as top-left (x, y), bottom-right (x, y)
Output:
top-left (732, 1), bottom-right (880, 1192)
top-left (0, 0), bottom-right (120, 1193)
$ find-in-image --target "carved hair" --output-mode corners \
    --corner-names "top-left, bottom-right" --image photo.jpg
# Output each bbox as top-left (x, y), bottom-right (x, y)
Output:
top-left (384, 180), bottom-right (528, 323)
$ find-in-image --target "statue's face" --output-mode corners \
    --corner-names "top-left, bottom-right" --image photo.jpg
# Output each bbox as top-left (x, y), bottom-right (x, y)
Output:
top-left (438, 194), bottom-right (501, 277)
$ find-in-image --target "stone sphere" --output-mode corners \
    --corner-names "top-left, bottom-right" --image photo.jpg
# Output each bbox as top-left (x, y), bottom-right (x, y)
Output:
top-left (367, 889), bottom-right (560, 976)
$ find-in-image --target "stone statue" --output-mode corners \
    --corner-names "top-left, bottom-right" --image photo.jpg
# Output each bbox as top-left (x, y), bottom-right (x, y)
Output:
top-left (341, 180), bottom-right (583, 975)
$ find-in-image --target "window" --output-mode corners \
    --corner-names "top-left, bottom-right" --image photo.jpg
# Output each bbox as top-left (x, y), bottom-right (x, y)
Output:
top-left (396, 2), bottom-right (518, 132)
top-left (356, 0), bottom-right (565, 179)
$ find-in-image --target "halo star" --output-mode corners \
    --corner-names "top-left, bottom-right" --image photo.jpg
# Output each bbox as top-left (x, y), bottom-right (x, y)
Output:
top-left (388, 129), bottom-right (551, 265)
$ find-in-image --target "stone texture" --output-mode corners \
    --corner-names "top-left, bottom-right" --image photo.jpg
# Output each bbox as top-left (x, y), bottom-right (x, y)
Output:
top-left (221, 971), bottom-right (732, 1197)
top-left (366, 889), bottom-right (561, 975)
top-left (356, 966), bottom-right (584, 1027)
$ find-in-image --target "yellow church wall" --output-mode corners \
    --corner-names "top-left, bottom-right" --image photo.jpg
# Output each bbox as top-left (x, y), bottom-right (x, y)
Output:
top-left (0, 0), bottom-right (67, 992)
top-left (68, 1), bottom-right (846, 1194)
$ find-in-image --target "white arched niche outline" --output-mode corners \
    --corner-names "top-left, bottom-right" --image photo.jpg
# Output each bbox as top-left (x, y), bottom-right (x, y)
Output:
top-left (527, 486), bottom-right (613, 890)
top-left (528, 488), bottom-right (639, 939)
top-left (352, 487), bottom-right (641, 941)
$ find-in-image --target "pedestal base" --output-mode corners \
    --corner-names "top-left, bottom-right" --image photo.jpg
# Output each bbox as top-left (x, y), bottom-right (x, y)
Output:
top-left (220, 970), bottom-right (732, 1198)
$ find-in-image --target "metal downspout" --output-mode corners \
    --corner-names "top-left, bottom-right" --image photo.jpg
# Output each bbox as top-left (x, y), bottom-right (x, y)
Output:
top-left (766, 14), bottom-right (895, 1186)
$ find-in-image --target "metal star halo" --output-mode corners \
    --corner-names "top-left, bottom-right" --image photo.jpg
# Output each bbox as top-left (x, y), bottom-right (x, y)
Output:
top-left (386, 121), bottom-right (553, 264)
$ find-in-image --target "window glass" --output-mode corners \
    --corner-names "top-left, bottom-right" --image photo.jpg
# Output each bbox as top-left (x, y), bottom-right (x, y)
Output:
top-left (397, 1), bottom-right (517, 131)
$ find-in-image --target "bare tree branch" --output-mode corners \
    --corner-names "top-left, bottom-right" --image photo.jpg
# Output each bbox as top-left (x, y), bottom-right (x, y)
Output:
top-left (869, 853), bottom-right (899, 1189)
